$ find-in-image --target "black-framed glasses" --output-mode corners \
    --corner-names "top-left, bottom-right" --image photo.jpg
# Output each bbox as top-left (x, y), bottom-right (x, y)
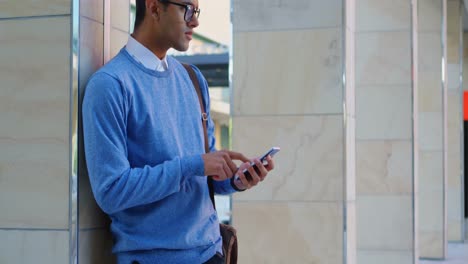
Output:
top-left (160, 0), bottom-right (201, 22)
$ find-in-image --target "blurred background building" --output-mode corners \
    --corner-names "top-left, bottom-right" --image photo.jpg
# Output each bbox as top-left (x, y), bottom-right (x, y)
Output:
top-left (0, 0), bottom-right (468, 263)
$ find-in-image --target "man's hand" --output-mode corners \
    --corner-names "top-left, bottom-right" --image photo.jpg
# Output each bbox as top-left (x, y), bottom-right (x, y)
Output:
top-left (234, 155), bottom-right (275, 190)
top-left (202, 150), bottom-right (249, 181)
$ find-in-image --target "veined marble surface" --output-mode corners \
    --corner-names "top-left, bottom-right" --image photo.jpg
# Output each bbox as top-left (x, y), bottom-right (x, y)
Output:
top-left (0, 17), bottom-right (71, 229)
top-left (233, 0), bottom-right (342, 32)
top-left (233, 29), bottom-right (343, 116)
top-left (420, 242), bottom-right (468, 264)
top-left (232, 115), bottom-right (345, 202)
top-left (0, 0), bottom-right (70, 18)
top-left (233, 201), bottom-right (345, 264)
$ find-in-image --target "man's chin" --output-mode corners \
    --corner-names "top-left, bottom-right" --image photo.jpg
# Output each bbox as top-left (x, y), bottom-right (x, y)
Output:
top-left (173, 43), bottom-right (190, 53)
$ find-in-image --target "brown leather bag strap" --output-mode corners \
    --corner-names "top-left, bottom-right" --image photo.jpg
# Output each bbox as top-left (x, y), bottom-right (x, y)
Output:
top-left (182, 63), bottom-right (209, 153)
top-left (182, 63), bottom-right (216, 209)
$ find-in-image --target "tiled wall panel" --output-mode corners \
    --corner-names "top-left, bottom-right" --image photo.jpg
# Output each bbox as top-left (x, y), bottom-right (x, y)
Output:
top-left (232, 116), bottom-right (344, 202)
top-left (0, 0), bottom-right (71, 18)
top-left (446, 0), bottom-right (464, 242)
top-left (232, 30), bottom-right (343, 116)
top-left (355, 0), bottom-right (416, 263)
top-left (79, 229), bottom-right (116, 264)
top-left (0, 230), bottom-right (68, 264)
top-left (0, 17), bottom-right (71, 229)
top-left (233, 0), bottom-right (342, 32)
top-left (234, 202), bottom-right (343, 264)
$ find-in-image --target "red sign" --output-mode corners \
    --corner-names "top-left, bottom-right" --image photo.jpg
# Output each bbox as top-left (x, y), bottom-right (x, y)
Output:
top-left (464, 91), bottom-right (468, 121)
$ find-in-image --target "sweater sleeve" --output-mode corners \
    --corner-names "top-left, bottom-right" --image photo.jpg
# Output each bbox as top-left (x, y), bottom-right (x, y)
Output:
top-left (82, 72), bottom-right (205, 214)
top-left (192, 66), bottom-right (237, 195)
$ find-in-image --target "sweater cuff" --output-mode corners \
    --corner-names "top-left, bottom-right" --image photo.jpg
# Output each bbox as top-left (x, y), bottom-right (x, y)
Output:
top-left (180, 154), bottom-right (205, 178)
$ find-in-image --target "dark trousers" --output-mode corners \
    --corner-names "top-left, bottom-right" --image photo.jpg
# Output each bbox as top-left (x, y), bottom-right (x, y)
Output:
top-left (131, 252), bottom-right (224, 264)
top-left (202, 252), bottom-right (225, 264)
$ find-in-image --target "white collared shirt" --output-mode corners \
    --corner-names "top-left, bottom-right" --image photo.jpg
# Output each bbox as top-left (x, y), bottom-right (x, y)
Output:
top-left (125, 35), bottom-right (168, 72)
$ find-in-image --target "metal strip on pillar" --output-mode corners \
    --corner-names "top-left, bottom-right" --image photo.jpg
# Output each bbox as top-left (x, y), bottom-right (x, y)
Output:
top-left (410, 0), bottom-right (419, 262)
top-left (70, 0), bottom-right (80, 263)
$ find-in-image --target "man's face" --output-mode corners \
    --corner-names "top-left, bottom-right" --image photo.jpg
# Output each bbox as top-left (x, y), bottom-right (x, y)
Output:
top-left (158, 0), bottom-right (199, 52)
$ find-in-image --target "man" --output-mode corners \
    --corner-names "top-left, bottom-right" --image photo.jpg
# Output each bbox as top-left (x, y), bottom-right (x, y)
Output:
top-left (82, 0), bottom-right (275, 263)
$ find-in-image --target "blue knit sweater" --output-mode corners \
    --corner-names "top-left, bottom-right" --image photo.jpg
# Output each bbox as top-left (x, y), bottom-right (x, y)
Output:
top-left (82, 48), bottom-right (236, 263)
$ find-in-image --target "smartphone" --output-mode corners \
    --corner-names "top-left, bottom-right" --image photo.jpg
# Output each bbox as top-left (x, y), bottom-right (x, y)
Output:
top-left (258, 147), bottom-right (281, 164)
top-left (234, 147), bottom-right (280, 181)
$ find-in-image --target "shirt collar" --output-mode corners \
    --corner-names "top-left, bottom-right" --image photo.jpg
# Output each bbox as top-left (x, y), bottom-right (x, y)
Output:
top-left (125, 35), bottom-right (168, 72)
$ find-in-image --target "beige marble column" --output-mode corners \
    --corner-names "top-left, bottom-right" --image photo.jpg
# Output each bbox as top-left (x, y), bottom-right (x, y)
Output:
top-left (447, 0), bottom-right (465, 242)
top-left (418, 0), bottom-right (447, 259)
top-left (109, 0), bottom-right (130, 58)
top-left (78, 0), bottom-right (132, 263)
top-left (231, 1), bottom-right (356, 263)
top-left (355, 1), bottom-right (418, 263)
top-left (77, 0), bottom-right (117, 263)
top-left (0, 1), bottom-right (72, 263)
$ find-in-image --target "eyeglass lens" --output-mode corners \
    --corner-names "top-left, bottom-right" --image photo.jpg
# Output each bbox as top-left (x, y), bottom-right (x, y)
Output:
top-left (184, 5), bottom-right (199, 22)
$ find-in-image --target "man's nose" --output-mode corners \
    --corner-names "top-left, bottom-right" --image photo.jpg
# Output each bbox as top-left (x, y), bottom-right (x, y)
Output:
top-left (188, 15), bottom-right (199, 28)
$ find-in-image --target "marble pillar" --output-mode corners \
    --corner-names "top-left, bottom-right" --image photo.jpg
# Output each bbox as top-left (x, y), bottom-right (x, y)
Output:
top-left (78, 0), bottom-right (133, 262)
top-left (447, 0), bottom-right (465, 242)
top-left (418, 0), bottom-right (448, 259)
top-left (78, 0), bottom-right (116, 263)
top-left (231, 1), bottom-right (356, 263)
top-left (355, 0), bottom-right (418, 263)
top-left (0, 0), bottom-right (72, 263)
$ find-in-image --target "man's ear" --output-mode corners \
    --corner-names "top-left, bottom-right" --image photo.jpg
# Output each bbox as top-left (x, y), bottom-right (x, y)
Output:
top-left (146, 0), bottom-right (159, 18)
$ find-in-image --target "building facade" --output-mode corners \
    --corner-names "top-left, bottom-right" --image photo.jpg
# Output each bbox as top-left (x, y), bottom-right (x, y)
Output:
top-left (0, 0), bottom-right (467, 263)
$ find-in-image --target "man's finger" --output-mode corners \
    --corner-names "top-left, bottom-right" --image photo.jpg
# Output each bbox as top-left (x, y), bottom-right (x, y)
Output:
top-left (237, 162), bottom-right (251, 189)
top-left (265, 156), bottom-right (275, 171)
top-left (223, 155), bottom-right (238, 175)
top-left (254, 159), bottom-right (268, 181)
top-left (246, 165), bottom-right (260, 186)
top-left (227, 151), bottom-right (249, 162)
top-left (223, 162), bottom-right (232, 180)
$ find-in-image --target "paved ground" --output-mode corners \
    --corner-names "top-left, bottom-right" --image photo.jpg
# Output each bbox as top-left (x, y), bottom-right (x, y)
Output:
top-left (420, 242), bottom-right (468, 264)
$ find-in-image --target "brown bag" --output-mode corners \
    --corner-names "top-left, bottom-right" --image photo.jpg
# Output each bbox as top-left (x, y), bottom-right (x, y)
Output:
top-left (182, 63), bottom-right (238, 264)
top-left (219, 223), bottom-right (238, 264)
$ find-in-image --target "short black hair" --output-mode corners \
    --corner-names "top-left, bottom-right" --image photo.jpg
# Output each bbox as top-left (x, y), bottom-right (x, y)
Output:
top-left (134, 0), bottom-right (146, 30)
top-left (134, 0), bottom-right (169, 30)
